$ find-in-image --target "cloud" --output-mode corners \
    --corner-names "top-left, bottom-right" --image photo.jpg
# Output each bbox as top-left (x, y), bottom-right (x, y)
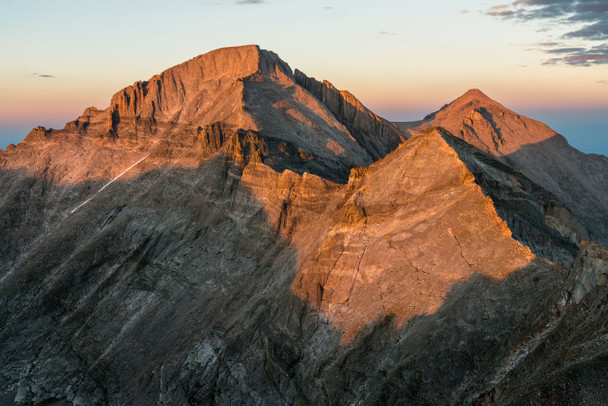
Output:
top-left (486, 0), bottom-right (608, 40)
top-left (545, 47), bottom-right (587, 54)
top-left (485, 0), bottom-right (608, 66)
top-left (598, 80), bottom-right (608, 84)
top-left (542, 43), bottom-right (608, 66)
top-left (235, 0), bottom-right (264, 4)
top-left (377, 31), bottom-right (398, 39)
top-left (460, 9), bottom-right (469, 14)
top-left (32, 73), bottom-right (55, 78)
top-left (566, 20), bottom-right (608, 40)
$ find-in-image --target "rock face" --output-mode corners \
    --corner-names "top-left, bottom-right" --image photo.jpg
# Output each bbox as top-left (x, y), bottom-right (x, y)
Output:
top-left (294, 69), bottom-right (405, 160)
top-left (441, 130), bottom-right (589, 267)
top-left (8, 45), bottom-right (402, 186)
top-left (291, 132), bottom-right (536, 342)
top-left (411, 89), bottom-right (608, 246)
top-left (1, 47), bottom-right (608, 405)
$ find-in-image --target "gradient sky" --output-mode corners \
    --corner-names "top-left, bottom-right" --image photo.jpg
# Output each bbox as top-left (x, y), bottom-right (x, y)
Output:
top-left (1, 0), bottom-right (606, 154)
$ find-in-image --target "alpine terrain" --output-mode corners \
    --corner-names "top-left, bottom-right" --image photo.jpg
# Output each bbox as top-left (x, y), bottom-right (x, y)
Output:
top-left (1, 45), bottom-right (607, 406)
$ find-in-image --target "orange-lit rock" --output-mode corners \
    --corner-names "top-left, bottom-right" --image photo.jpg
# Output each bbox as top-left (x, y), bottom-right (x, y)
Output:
top-left (291, 132), bottom-right (535, 342)
top-left (404, 88), bottom-right (608, 247)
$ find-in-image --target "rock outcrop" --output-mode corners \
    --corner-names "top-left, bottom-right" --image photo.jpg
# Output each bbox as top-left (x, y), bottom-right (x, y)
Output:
top-left (291, 131), bottom-right (536, 342)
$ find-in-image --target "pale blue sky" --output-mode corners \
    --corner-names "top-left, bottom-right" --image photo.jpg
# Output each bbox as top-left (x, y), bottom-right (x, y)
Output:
top-left (1, 0), bottom-right (606, 154)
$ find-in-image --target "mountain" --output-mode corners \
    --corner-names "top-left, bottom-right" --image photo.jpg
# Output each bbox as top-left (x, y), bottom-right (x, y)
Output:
top-left (2, 45), bottom-right (402, 184)
top-left (1, 46), bottom-right (608, 405)
top-left (0, 45), bottom-right (401, 277)
top-left (397, 89), bottom-right (608, 246)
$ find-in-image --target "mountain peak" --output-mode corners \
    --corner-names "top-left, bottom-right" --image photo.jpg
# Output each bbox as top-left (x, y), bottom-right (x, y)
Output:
top-left (68, 45), bottom-right (294, 133)
top-left (460, 88), bottom-right (491, 100)
top-left (12, 45), bottom-right (402, 185)
top-left (451, 88), bottom-right (500, 109)
top-left (418, 88), bottom-right (559, 156)
top-left (184, 44), bottom-right (292, 80)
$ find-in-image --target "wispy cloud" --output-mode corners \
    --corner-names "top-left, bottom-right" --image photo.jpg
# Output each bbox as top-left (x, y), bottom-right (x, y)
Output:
top-left (487, 3), bottom-right (519, 17)
top-left (32, 73), bottom-right (55, 78)
top-left (598, 80), bottom-right (608, 84)
top-left (543, 43), bottom-right (608, 66)
top-left (460, 9), bottom-right (469, 14)
top-left (235, 0), bottom-right (264, 4)
top-left (533, 41), bottom-right (561, 47)
top-left (485, 0), bottom-right (608, 66)
top-left (486, 0), bottom-right (608, 39)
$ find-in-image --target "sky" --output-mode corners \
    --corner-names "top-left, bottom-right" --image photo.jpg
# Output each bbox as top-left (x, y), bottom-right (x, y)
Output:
top-left (1, 0), bottom-right (606, 155)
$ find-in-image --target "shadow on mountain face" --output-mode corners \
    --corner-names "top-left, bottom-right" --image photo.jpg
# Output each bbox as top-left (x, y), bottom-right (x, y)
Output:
top-left (1, 152), bottom-right (606, 406)
top-left (0, 156), bottom-right (305, 405)
top-left (315, 260), bottom-right (565, 405)
top-left (243, 78), bottom-right (374, 183)
top-left (500, 135), bottom-right (608, 248)
top-left (440, 133), bottom-right (590, 267)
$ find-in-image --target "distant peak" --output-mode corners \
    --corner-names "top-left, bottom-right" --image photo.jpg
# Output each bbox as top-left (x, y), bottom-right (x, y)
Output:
top-left (419, 87), bottom-right (560, 157)
top-left (459, 88), bottom-right (491, 101)
top-left (444, 88), bottom-right (505, 112)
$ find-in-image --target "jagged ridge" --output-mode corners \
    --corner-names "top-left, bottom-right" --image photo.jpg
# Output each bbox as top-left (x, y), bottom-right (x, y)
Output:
top-left (295, 69), bottom-right (404, 160)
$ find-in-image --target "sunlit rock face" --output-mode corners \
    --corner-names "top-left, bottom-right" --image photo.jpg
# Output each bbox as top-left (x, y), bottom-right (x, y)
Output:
top-left (410, 88), bottom-right (608, 246)
top-left (291, 132), bottom-right (535, 342)
top-left (1, 46), bottom-right (608, 406)
top-left (416, 89), bottom-right (555, 156)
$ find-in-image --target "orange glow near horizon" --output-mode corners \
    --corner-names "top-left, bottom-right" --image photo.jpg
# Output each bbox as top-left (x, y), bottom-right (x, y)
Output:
top-left (2, 0), bottom-right (607, 131)
top-left (2, 68), bottom-right (606, 128)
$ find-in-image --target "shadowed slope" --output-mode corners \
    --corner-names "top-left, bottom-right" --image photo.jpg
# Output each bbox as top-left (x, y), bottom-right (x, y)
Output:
top-left (295, 69), bottom-right (405, 160)
top-left (0, 156), bottom-right (304, 405)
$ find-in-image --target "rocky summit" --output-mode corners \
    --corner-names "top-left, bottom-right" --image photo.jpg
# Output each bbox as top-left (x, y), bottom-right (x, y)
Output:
top-left (1, 45), bottom-right (607, 406)
top-left (397, 89), bottom-right (608, 247)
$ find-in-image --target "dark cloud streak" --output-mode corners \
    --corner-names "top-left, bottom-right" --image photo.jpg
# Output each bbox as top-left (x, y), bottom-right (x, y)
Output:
top-left (485, 0), bottom-right (608, 66)
top-left (543, 43), bottom-right (608, 66)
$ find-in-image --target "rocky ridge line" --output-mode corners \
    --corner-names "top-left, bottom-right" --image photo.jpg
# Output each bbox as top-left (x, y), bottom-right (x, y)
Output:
top-left (294, 69), bottom-right (404, 160)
